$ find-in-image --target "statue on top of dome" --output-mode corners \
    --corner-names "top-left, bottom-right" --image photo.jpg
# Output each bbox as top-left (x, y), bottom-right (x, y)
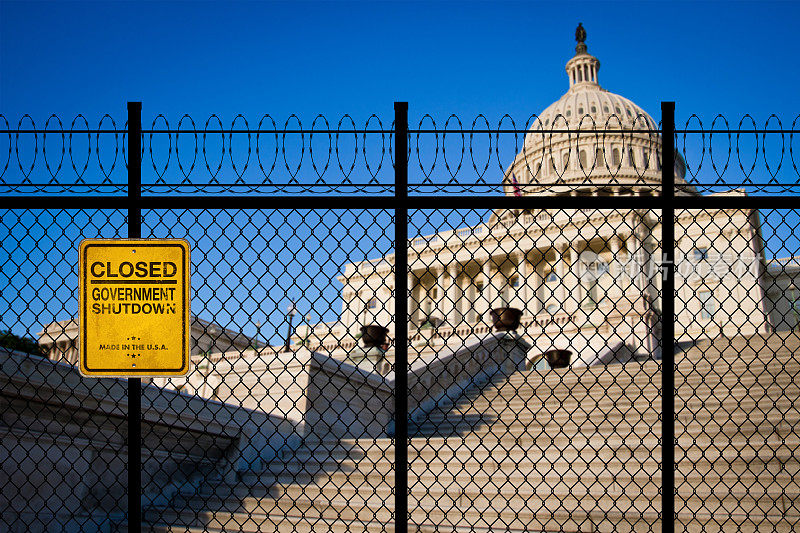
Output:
top-left (575, 23), bottom-right (587, 54)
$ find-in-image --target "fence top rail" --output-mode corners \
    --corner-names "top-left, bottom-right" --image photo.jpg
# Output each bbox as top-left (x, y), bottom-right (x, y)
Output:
top-left (5, 128), bottom-right (798, 135)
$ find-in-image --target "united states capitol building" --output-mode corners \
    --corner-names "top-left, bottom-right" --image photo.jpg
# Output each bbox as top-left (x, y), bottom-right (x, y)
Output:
top-left (39, 26), bottom-right (800, 383)
top-left (292, 28), bottom-right (798, 371)
top-left (12, 25), bottom-right (800, 532)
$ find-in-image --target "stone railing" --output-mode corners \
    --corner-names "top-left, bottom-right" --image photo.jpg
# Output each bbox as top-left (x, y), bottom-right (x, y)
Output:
top-left (401, 332), bottom-right (531, 432)
top-left (188, 346), bottom-right (393, 442)
top-left (0, 348), bottom-right (296, 533)
top-left (303, 351), bottom-right (393, 440)
top-left (275, 332), bottom-right (531, 441)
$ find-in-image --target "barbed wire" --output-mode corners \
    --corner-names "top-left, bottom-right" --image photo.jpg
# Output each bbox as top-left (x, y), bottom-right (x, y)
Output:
top-left (1, 113), bottom-right (798, 195)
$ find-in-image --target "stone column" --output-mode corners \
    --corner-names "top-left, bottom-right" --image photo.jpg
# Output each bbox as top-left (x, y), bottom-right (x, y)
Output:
top-left (633, 220), bottom-right (648, 294)
top-left (407, 271), bottom-right (416, 326)
top-left (609, 235), bottom-right (622, 298)
top-left (565, 244), bottom-right (579, 313)
top-left (445, 264), bottom-right (460, 327)
top-left (467, 272), bottom-right (477, 324)
top-left (556, 244), bottom-right (567, 305)
top-left (432, 267), bottom-right (445, 321)
top-left (625, 213), bottom-right (650, 306)
top-left (610, 235), bottom-right (621, 263)
top-left (625, 233), bottom-right (638, 290)
top-left (514, 252), bottom-right (529, 311)
top-left (342, 291), bottom-right (354, 331)
top-left (468, 263), bottom-right (481, 324)
top-left (530, 252), bottom-right (542, 314)
top-left (482, 257), bottom-right (495, 312)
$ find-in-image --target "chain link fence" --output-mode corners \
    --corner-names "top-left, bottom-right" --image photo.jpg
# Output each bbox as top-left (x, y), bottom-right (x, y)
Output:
top-left (2, 104), bottom-right (799, 532)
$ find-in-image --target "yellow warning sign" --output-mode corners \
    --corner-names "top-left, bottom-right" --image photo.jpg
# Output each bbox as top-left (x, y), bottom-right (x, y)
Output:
top-left (79, 239), bottom-right (191, 377)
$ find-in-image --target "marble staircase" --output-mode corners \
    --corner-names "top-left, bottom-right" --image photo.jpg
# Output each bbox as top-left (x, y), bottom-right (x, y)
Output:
top-left (144, 332), bottom-right (800, 532)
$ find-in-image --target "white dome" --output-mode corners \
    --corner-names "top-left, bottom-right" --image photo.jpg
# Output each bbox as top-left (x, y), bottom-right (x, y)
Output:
top-left (530, 88), bottom-right (658, 135)
top-left (504, 25), bottom-right (690, 197)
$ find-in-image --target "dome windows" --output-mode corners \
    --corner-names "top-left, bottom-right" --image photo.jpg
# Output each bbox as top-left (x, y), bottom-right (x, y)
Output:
top-left (591, 105), bottom-right (597, 113)
top-left (603, 105), bottom-right (609, 113)
top-left (578, 106), bottom-right (584, 115)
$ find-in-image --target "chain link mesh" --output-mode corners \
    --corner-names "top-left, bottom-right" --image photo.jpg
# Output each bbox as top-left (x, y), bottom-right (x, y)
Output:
top-left (1, 209), bottom-right (129, 532)
top-left (675, 208), bottom-right (800, 531)
top-left (1, 113), bottom-right (799, 532)
top-left (406, 208), bottom-right (662, 531)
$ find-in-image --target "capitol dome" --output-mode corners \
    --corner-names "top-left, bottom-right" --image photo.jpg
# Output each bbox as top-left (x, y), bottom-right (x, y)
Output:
top-left (504, 24), bottom-right (690, 197)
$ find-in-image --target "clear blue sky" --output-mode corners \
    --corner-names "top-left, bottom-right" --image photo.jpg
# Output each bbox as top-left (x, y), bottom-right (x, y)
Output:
top-left (2, 1), bottom-right (798, 127)
top-left (2, 1), bottom-right (799, 345)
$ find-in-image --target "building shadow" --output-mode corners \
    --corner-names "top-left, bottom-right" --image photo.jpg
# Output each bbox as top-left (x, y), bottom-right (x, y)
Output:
top-left (151, 437), bottom-right (371, 530)
top-left (409, 370), bottom-right (509, 438)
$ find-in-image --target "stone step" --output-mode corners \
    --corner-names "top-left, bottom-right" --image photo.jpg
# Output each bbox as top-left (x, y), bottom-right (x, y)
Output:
top-left (432, 405), bottom-right (793, 431)
top-left (443, 392), bottom-right (663, 412)
top-left (489, 380), bottom-right (662, 399)
top-left (505, 365), bottom-right (797, 388)
top-left (185, 445), bottom-right (796, 509)
top-left (147, 496), bottom-right (658, 533)
top-left (415, 402), bottom-right (795, 429)
top-left (410, 417), bottom-right (661, 437)
top-left (270, 442), bottom-right (797, 484)
top-left (422, 408), bottom-right (660, 426)
top-left (491, 373), bottom-right (796, 404)
top-left (282, 442), bottom-right (393, 465)
top-left (153, 479), bottom-right (797, 533)
top-left (502, 366), bottom-right (663, 384)
top-left (375, 443), bottom-right (664, 465)
top-left (438, 374), bottom-right (797, 414)
top-left (146, 500), bottom-right (392, 533)
top-left (679, 340), bottom-right (800, 367)
top-left (263, 450), bottom-right (793, 491)
top-left (481, 375), bottom-right (663, 389)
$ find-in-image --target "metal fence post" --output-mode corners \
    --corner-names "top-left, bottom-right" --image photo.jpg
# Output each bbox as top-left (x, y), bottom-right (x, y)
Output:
top-left (127, 101), bottom-right (142, 532)
top-left (394, 101), bottom-right (409, 533)
top-left (661, 101), bottom-right (676, 532)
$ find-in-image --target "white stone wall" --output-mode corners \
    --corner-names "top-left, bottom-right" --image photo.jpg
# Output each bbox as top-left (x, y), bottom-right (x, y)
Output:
top-left (0, 348), bottom-right (296, 533)
top-left (765, 262), bottom-right (800, 331)
top-left (675, 207), bottom-right (768, 341)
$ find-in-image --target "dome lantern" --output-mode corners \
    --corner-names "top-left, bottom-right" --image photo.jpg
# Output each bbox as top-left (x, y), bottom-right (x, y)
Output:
top-left (566, 23), bottom-right (600, 90)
